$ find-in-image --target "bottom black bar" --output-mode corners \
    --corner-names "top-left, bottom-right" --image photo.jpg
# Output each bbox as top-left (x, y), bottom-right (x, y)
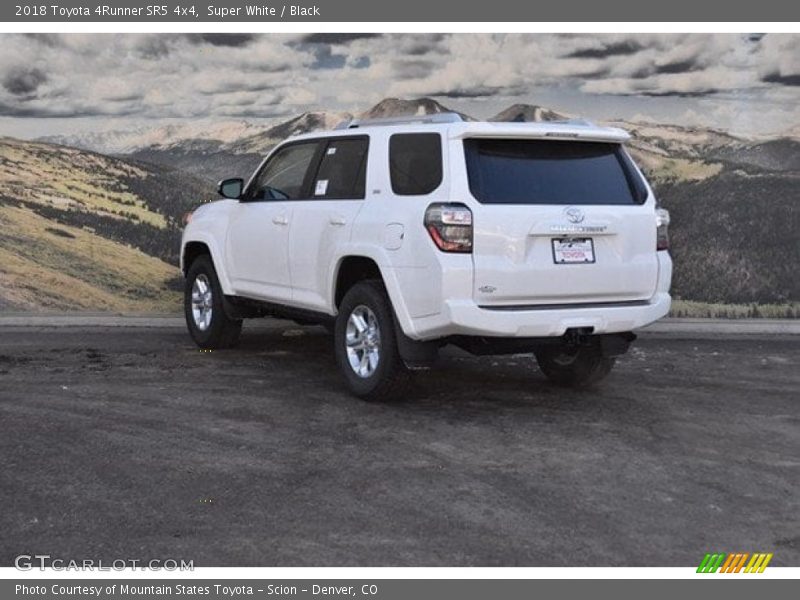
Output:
top-left (2, 579), bottom-right (792, 600)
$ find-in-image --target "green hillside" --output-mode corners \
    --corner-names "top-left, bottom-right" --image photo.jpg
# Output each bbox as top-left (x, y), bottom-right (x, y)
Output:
top-left (0, 137), bottom-right (212, 311)
top-left (657, 168), bottom-right (799, 305)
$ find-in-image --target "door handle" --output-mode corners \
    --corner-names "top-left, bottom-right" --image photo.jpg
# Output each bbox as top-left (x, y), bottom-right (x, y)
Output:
top-left (329, 215), bottom-right (347, 226)
top-left (272, 215), bottom-right (289, 226)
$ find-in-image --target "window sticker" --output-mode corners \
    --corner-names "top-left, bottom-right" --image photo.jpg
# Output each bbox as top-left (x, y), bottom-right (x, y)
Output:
top-left (326, 147), bottom-right (337, 155)
top-left (315, 179), bottom-right (329, 196)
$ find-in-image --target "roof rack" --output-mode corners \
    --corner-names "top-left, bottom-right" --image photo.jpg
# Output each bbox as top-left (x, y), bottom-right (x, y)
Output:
top-left (335, 112), bottom-right (464, 130)
top-left (551, 118), bottom-right (596, 127)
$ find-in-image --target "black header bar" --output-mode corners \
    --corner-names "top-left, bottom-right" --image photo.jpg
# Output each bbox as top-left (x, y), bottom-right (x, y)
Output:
top-left (4, 0), bottom-right (800, 22)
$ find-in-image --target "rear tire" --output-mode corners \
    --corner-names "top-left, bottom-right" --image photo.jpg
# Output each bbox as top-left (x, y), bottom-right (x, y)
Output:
top-left (184, 255), bottom-right (242, 349)
top-left (535, 344), bottom-right (614, 388)
top-left (334, 280), bottom-right (410, 401)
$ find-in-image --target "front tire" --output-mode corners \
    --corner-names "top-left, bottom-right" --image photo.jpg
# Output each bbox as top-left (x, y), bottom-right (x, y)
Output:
top-left (334, 280), bottom-right (409, 401)
top-left (184, 255), bottom-right (242, 349)
top-left (535, 344), bottom-right (615, 388)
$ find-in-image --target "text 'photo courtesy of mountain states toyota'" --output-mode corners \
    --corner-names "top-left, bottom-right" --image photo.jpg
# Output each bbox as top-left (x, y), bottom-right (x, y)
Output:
top-left (181, 113), bottom-right (672, 400)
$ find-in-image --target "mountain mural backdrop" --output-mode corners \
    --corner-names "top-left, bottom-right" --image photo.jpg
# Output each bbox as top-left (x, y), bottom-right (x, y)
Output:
top-left (2, 97), bottom-right (798, 314)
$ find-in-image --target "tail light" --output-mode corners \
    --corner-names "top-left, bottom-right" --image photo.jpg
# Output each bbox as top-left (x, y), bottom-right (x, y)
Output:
top-left (656, 208), bottom-right (670, 251)
top-left (424, 203), bottom-right (473, 253)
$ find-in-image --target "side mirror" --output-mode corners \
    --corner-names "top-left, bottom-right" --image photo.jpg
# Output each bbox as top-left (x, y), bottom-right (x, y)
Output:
top-left (217, 178), bottom-right (244, 199)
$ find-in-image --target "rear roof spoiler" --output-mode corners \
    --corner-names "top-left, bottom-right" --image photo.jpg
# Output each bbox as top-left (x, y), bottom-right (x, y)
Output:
top-left (449, 121), bottom-right (631, 143)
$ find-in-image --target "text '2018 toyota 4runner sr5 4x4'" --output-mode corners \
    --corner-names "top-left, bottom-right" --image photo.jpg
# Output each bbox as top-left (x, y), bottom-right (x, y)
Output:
top-left (181, 113), bottom-right (672, 400)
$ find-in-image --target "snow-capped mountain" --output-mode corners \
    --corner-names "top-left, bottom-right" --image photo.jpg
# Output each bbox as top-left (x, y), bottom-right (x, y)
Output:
top-left (35, 97), bottom-right (800, 182)
top-left (490, 104), bottom-right (569, 123)
top-left (37, 97), bottom-right (539, 158)
top-left (231, 111), bottom-right (353, 154)
top-left (358, 97), bottom-right (471, 121)
top-left (39, 119), bottom-right (278, 155)
top-left (119, 111), bottom-right (353, 180)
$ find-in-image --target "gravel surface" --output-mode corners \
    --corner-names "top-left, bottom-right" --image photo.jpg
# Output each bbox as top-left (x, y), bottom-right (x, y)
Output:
top-left (0, 323), bottom-right (797, 566)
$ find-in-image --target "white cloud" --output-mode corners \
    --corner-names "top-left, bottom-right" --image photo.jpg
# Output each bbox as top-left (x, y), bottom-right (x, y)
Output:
top-left (0, 33), bottom-right (797, 136)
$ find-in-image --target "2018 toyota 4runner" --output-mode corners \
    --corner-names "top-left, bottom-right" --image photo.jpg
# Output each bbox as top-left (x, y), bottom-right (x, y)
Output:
top-left (181, 113), bottom-right (672, 400)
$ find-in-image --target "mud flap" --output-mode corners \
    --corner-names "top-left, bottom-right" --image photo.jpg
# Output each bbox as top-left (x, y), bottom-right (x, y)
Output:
top-left (393, 314), bottom-right (439, 369)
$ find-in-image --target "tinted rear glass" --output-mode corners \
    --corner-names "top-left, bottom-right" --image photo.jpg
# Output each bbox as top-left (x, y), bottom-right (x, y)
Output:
top-left (390, 133), bottom-right (443, 195)
top-left (464, 139), bottom-right (644, 205)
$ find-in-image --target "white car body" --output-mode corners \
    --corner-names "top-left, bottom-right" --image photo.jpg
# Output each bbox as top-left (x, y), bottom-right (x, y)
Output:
top-left (182, 117), bottom-right (671, 343)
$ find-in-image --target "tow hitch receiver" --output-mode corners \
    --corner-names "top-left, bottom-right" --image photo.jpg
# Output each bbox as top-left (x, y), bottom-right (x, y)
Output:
top-left (562, 327), bottom-right (594, 346)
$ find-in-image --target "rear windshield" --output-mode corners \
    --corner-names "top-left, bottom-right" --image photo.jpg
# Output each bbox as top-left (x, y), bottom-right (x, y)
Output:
top-left (464, 139), bottom-right (646, 205)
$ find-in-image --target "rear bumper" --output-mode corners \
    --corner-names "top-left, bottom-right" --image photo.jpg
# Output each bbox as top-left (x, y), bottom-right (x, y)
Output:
top-left (390, 250), bottom-right (673, 341)
top-left (409, 292), bottom-right (671, 340)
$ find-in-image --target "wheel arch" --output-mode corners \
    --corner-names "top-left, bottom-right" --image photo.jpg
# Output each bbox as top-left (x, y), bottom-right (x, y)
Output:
top-left (333, 256), bottom-right (382, 307)
top-left (181, 234), bottom-right (234, 295)
top-left (329, 249), bottom-right (418, 338)
top-left (182, 241), bottom-right (211, 275)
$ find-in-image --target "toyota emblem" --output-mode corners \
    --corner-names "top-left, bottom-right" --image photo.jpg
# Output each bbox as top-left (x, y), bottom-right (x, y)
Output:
top-left (564, 207), bottom-right (585, 224)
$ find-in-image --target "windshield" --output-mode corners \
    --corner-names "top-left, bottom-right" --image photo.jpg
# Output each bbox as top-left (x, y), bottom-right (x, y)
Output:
top-left (464, 138), bottom-right (646, 205)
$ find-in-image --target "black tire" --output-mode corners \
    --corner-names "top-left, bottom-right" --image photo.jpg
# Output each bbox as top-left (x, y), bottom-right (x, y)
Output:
top-left (334, 280), bottom-right (410, 401)
top-left (184, 255), bottom-right (242, 349)
top-left (535, 344), bottom-right (615, 388)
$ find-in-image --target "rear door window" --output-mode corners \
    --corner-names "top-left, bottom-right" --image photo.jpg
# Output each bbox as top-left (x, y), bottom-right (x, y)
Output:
top-left (312, 137), bottom-right (369, 200)
top-left (389, 133), bottom-right (443, 195)
top-left (464, 139), bottom-right (645, 205)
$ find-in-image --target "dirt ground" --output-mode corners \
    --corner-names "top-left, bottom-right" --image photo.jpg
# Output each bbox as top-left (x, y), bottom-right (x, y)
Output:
top-left (0, 322), bottom-right (797, 566)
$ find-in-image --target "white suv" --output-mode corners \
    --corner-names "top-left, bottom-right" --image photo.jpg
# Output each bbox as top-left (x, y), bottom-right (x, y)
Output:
top-left (181, 113), bottom-right (672, 400)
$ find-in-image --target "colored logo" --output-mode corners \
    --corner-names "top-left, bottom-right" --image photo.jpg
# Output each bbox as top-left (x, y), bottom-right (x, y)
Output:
top-left (697, 553), bottom-right (773, 573)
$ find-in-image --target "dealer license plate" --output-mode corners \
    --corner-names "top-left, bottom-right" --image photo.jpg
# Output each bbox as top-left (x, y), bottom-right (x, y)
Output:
top-left (552, 238), bottom-right (595, 264)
